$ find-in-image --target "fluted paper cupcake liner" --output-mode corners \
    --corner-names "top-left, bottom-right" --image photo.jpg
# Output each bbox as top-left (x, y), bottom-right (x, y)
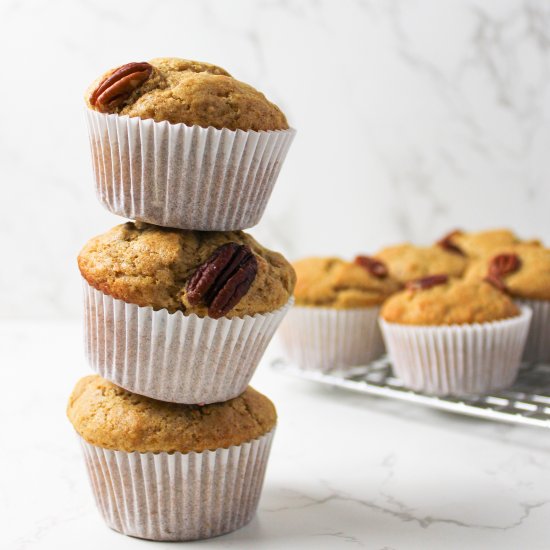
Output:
top-left (278, 306), bottom-right (385, 372)
top-left (517, 299), bottom-right (550, 364)
top-left (86, 109), bottom-right (296, 231)
top-left (79, 429), bottom-right (274, 541)
top-left (379, 307), bottom-right (532, 396)
top-left (83, 282), bottom-right (293, 404)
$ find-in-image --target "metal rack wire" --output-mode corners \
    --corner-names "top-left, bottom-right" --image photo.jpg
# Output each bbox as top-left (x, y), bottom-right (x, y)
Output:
top-left (271, 356), bottom-right (550, 429)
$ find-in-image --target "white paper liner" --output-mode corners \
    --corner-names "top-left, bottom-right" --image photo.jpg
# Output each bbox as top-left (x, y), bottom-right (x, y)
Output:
top-left (79, 429), bottom-right (274, 541)
top-left (517, 299), bottom-right (550, 364)
top-left (86, 109), bottom-right (296, 231)
top-left (83, 282), bottom-right (293, 404)
top-left (379, 306), bottom-right (532, 396)
top-left (278, 306), bottom-right (385, 372)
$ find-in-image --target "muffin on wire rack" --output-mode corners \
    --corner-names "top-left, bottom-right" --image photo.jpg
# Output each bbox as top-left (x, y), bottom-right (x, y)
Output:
top-left (279, 256), bottom-right (400, 372)
top-left (374, 242), bottom-right (467, 284)
top-left (465, 245), bottom-right (550, 364)
top-left (436, 228), bottom-right (540, 259)
top-left (380, 275), bottom-right (531, 396)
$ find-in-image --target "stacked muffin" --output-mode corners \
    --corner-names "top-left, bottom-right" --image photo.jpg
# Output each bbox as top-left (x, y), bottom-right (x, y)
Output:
top-left (67, 58), bottom-right (296, 541)
top-left (280, 228), bottom-right (544, 396)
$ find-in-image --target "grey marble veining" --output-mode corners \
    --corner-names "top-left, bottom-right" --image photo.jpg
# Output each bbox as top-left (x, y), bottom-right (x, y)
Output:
top-left (1, 0), bottom-right (549, 318)
top-left (4, 322), bottom-right (550, 549)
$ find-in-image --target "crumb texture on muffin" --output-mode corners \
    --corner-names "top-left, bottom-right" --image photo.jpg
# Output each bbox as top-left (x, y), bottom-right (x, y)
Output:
top-left (292, 257), bottom-right (401, 308)
top-left (381, 279), bottom-right (520, 325)
top-left (67, 376), bottom-right (277, 453)
top-left (78, 222), bottom-right (296, 318)
top-left (465, 244), bottom-right (550, 301)
top-left (86, 57), bottom-right (288, 131)
top-left (375, 244), bottom-right (467, 283)
top-left (449, 228), bottom-right (533, 258)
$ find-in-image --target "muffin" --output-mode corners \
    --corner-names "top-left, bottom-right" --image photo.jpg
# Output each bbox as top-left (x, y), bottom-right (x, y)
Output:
top-left (465, 245), bottom-right (550, 363)
top-left (278, 256), bottom-right (400, 371)
top-left (437, 228), bottom-right (540, 258)
top-left (78, 221), bottom-right (296, 403)
top-left (379, 276), bottom-right (531, 395)
top-left (86, 58), bottom-right (288, 130)
top-left (375, 243), bottom-right (467, 284)
top-left (68, 375), bottom-right (276, 541)
top-left (85, 57), bottom-right (296, 230)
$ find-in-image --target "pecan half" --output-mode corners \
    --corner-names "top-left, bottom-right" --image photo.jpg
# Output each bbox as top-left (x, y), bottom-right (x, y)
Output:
top-left (484, 253), bottom-right (521, 293)
top-left (90, 62), bottom-right (153, 112)
top-left (405, 274), bottom-right (449, 291)
top-left (187, 243), bottom-right (258, 319)
top-left (436, 230), bottom-right (464, 256)
top-left (354, 255), bottom-right (388, 278)
top-left (488, 253), bottom-right (521, 279)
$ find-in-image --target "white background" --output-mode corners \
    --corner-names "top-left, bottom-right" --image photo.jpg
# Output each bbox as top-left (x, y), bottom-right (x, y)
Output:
top-left (1, 0), bottom-right (549, 319)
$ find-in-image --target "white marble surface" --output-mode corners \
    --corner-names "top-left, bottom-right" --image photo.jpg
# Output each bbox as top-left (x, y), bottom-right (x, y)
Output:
top-left (2, 321), bottom-right (550, 549)
top-left (1, 0), bottom-right (550, 319)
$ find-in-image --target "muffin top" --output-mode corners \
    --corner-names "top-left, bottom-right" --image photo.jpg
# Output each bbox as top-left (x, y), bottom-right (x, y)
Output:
top-left (293, 257), bottom-right (401, 308)
top-left (464, 244), bottom-right (550, 301)
top-left (67, 376), bottom-right (276, 454)
top-left (78, 222), bottom-right (296, 319)
top-left (381, 276), bottom-right (520, 325)
top-left (375, 244), bottom-right (467, 284)
top-left (441, 228), bottom-right (538, 258)
top-left (85, 57), bottom-right (288, 131)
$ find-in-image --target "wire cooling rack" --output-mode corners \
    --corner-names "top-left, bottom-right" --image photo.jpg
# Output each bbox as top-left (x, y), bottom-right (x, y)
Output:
top-left (271, 356), bottom-right (550, 429)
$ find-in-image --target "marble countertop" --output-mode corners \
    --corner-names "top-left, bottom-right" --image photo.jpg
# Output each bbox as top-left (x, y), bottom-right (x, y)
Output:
top-left (3, 321), bottom-right (549, 550)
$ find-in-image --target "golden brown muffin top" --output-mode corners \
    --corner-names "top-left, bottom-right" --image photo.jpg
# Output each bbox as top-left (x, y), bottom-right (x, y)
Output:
top-left (85, 57), bottom-right (288, 131)
top-left (67, 376), bottom-right (276, 454)
top-left (78, 222), bottom-right (296, 318)
top-left (443, 228), bottom-right (539, 259)
top-left (375, 243), bottom-right (467, 284)
top-left (293, 257), bottom-right (401, 308)
top-left (381, 277), bottom-right (520, 325)
top-left (464, 244), bottom-right (550, 301)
